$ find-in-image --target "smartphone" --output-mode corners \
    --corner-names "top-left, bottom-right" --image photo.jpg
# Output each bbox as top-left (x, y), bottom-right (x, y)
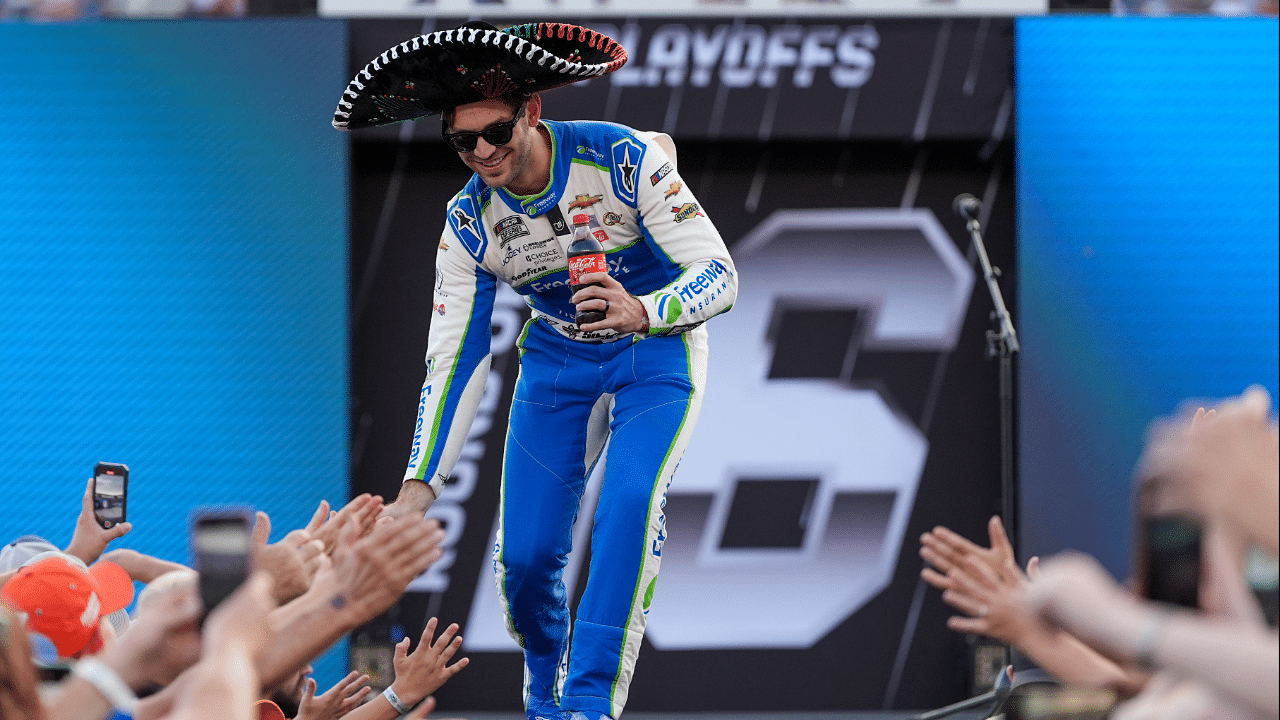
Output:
top-left (1135, 514), bottom-right (1202, 610)
top-left (93, 462), bottom-right (129, 529)
top-left (190, 508), bottom-right (254, 616)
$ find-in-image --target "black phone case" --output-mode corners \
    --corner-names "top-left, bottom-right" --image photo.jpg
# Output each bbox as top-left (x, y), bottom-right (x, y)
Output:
top-left (93, 462), bottom-right (129, 529)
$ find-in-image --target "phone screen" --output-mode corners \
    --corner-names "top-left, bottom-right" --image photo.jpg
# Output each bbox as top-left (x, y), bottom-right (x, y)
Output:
top-left (93, 463), bottom-right (128, 528)
top-left (1142, 515), bottom-right (1202, 609)
top-left (194, 514), bottom-right (252, 615)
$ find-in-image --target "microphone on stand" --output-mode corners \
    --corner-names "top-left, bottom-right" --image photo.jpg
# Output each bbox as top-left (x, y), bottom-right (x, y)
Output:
top-left (953, 193), bottom-right (982, 222)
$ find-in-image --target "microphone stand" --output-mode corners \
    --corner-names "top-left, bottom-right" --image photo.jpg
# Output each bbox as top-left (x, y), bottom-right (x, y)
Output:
top-left (913, 197), bottom-right (1022, 720)
top-left (964, 211), bottom-right (1020, 546)
top-left (953, 197), bottom-right (1021, 713)
top-left (912, 664), bottom-right (1014, 720)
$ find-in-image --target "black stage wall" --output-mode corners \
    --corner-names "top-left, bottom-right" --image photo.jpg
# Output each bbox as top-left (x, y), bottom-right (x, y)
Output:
top-left (347, 17), bottom-right (1014, 713)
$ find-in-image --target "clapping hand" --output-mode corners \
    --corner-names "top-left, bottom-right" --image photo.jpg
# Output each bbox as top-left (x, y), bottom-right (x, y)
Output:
top-left (920, 516), bottom-right (1043, 645)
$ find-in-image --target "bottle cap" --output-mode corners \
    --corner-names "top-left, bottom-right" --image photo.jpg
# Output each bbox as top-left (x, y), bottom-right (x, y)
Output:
top-left (572, 214), bottom-right (589, 225)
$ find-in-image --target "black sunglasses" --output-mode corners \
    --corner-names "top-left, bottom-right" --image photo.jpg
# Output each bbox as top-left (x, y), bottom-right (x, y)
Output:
top-left (442, 104), bottom-right (526, 153)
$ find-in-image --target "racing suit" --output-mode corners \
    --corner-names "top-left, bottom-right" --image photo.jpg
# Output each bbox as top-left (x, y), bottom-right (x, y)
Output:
top-left (404, 119), bottom-right (737, 719)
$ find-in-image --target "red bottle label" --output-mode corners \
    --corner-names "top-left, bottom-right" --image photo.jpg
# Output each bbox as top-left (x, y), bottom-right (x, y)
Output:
top-left (568, 253), bottom-right (608, 285)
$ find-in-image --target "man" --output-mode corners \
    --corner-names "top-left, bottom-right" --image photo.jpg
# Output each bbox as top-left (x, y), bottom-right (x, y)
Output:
top-left (334, 21), bottom-right (737, 720)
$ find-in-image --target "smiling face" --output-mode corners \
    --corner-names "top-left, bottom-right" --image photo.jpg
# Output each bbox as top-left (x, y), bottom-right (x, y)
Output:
top-left (445, 94), bottom-right (549, 195)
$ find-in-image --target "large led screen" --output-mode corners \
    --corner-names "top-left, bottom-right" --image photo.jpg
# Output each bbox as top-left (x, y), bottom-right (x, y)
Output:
top-left (0, 19), bottom-right (350, 682)
top-left (1017, 17), bottom-right (1278, 577)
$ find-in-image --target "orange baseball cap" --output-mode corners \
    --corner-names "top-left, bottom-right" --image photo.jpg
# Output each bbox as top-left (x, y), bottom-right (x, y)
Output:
top-left (256, 699), bottom-right (288, 720)
top-left (1, 553), bottom-right (134, 658)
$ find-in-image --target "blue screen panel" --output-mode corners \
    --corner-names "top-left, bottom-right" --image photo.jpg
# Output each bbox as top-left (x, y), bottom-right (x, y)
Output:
top-left (0, 19), bottom-right (350, 684)
top-left (1016, 17), bottom-right (1278, 577)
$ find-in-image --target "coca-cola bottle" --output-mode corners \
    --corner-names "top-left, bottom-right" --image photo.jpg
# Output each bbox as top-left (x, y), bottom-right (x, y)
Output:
top-left (567, 213), bottom-right (608, 326)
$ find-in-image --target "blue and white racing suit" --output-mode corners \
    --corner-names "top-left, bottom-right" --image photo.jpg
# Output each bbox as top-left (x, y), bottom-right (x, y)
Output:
top-left (404, 119), bottom-right (736, 719)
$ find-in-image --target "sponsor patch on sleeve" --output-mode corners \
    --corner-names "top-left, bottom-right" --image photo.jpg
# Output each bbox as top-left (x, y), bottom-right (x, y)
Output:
top-left (447, 193), bottom-right (487, 260)
top-left (611, 137), bottom-right (646, 206)
top-left (670, 202), bottom-right (704, 223)
top-left (650, 162), bottom-right (673, 186)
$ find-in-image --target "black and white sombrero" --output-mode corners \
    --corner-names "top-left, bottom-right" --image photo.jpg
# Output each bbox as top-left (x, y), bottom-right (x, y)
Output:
top-left (332, 21), bottom-right (628, 131)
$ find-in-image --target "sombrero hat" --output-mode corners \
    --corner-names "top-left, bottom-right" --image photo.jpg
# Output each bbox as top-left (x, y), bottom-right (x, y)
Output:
top-left (333, 21), bottom-right (628, 131)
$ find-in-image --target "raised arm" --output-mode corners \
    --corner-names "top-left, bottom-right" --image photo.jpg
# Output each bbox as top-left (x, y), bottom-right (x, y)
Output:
top-left (257, 513), bottom-right (445, 689)
top-left (1140, 387), bottom-right (1278, 556)
top-left (386, 217), bottom-right (499, 519)
top-left (1028, 552), bottom-right (1279, 717)
top-left (100, 548), bottom-right (189, 585)
top-left (920, 517), bottom-right (1139, 691)
top-left (65, 476), bottom-right (132, 566)
top-left (164, 573), bottom-right (277, 720)
top-left (343, 616), bottom-right (468, 720)
top-left (627, 134), bottom-right (736, 337)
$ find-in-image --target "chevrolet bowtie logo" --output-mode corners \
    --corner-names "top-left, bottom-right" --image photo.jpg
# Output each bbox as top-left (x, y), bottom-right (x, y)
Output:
top-left (567, 194), bottom-right (604, 210)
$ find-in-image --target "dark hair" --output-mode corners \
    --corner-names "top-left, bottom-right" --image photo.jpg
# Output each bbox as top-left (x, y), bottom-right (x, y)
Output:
top-left (441, 91), bottom-right (533, 131)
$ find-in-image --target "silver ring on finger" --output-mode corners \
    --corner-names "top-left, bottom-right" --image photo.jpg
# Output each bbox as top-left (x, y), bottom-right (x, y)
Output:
top-left (978, 605), bottom-right (989, 618)
top-left (604, 300), bottom-right (610, 315)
